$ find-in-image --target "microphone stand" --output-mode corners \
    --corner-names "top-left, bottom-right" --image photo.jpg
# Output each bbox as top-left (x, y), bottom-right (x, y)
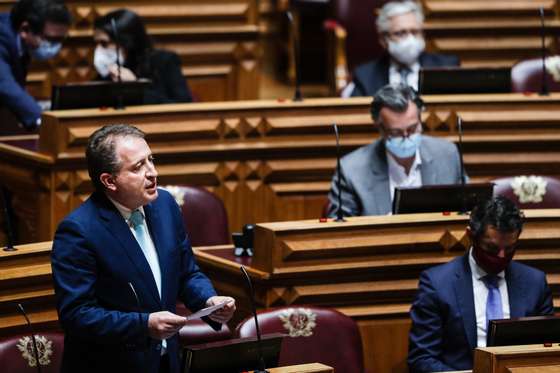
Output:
top-left (456, 116), bottom-right (467, 215)
top-left (111, 18), bottom-right (125, 109)
top-left (539, 7), bottom-right (549, 96)
top-left (333, 123), bottom-right (346, 222)
top-left (240, 266), bottom-right (269, 373)
top-left (1, 186), bottom-right (16, 251)
top-left (17, 303), bottom-right (42, 373)
top-left (286, 11), bottom-right (302, 101)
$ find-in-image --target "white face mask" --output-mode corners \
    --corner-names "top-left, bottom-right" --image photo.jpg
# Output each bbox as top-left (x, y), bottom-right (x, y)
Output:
top-left (93, 45), bottom-right (123, 77)
top-left (387, 35), bottom-right (425, 66)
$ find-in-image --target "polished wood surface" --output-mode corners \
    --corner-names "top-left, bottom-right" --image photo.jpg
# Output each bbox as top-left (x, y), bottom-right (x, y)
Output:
top-left (2, 93), bottom-right (560, 243)
top-left (474, 344), bottom-right (560, 373)
top-left (194, 210), bottom-right (560, 373)
top-left (251, 363), bottom-right (333, 373)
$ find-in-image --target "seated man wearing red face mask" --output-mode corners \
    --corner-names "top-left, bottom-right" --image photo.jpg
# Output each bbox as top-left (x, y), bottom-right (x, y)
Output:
top-left (407, 196), bottom-right (553, 373)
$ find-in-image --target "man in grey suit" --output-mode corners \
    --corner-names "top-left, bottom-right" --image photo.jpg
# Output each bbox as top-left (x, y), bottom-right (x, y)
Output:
top-left (328, 84), bottom-right (463, 217)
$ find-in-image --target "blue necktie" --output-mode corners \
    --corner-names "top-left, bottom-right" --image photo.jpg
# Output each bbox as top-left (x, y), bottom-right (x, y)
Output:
top-left (399, 66), bottom-right (411, 86)
top-left (483, 274), bottom-right (503, 331)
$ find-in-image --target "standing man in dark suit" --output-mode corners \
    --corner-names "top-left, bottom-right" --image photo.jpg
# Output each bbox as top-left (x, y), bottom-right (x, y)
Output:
top-left (0, 0), bottom-right (71, 130)
top-left (408, 196), bottom-right (553, 372)
top-left (349, 0), bottom-right (459, 97)
top-left (327, 84), bottom-right (463, 217)
top-left (51, 124), bottom-right (236, 373)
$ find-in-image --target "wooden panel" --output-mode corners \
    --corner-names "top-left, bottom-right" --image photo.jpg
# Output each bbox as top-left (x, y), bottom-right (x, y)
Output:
top-left (474, 345), bottom-right (560, 373)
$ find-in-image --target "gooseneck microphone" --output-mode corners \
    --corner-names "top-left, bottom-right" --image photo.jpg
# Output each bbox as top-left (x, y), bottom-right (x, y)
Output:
top-left (286, 11), bottom-right (302, 101)
top-left (240, 265), bottom-right (269, 373)
top-left (17, 303), bottom-right (42, 373)
top-left (111, 18), bottom-right (125, 109)
top-left (333, 123), bottom-right (346, 222)
top-left (456, 116), bottom-right (467, 214)
top-left (539, 7), bottom-right (549, 96)
top-left (1, 187), bottom-right (16, 251)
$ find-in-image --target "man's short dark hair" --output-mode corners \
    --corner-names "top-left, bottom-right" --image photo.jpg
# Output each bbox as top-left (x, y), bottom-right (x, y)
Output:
top-left (86, 124), bottom-right (145, 192)
top-left (370, 84), bottom-right (424, 124)
top-left (468, 196), bottom-right (524, 239)
top-left (10, 0), bottom-right (71, 33)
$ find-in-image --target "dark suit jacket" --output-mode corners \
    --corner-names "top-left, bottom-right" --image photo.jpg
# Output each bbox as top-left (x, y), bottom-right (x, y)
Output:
top-left (327, 136), bottom-right (464, 217)
top-left (51, 188), bottom-right (218, 373)
top-left (350, 52), bottom-right (460, 97)
top-left (0, 13), bottom-right (41, 128)
top-left (408, 254), bottom-right (553, 372)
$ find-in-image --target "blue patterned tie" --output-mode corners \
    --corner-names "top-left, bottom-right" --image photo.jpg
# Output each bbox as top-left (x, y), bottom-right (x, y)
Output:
top-left (130, 210), bottom-right (148, 250)
top-left (483, 274), bottom-right (503, 331)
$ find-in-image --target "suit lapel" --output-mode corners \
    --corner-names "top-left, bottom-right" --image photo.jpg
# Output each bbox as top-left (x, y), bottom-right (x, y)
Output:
top-left (419, 139), bottom-right (438, 185)
top-left (368, 140), bottom-right (392, 214)
top-left (506, 264), bottom-right (525, 318)
top-left (96, 194), bottom-right (162, 306)
top-left (453, 255), bottom-right (477, 350)
top-left (144, 202), bottom-right (171, 307)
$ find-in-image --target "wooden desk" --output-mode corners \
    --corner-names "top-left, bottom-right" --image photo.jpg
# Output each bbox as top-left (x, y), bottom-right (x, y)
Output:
top-left (474, 345), bottom-right (560, 373)
top-left (2, 94), bottom-right (560, 243)
top-left (253, 363), bottom-right (333, 373)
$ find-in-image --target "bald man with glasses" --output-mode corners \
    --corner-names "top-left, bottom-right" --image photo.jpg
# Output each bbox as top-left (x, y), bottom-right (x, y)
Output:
top-left (327, 84), bottom-right (465, 217)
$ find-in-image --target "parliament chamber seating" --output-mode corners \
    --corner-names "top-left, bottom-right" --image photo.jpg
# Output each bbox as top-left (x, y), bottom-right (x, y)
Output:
top-left (492, 175), bottom-right (560, 209)
top-left (177, 312), bottom-right (233, 347)
top-left (511, 57), bottom-right (560, 93)
top-left (0, 331), bottom-right (64, 373)
top-left (236, 306), bottom-right (365, 373)
top-left (162, 185), bottom-right (230, 247)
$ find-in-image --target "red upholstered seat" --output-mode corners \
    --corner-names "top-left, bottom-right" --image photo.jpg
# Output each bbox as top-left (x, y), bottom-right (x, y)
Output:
top-left (492, 175), bottom-right (560, 209)
top-left (0, 331), bottom-right (64, 373)
top-left (236, 306), bottom-right (364, 373)
top-left (511, 57), bottom-right (560, 93)
top-left (162, 185), bottom-right (229, 246)
top-left (175, 303), bottom-right (233, 346)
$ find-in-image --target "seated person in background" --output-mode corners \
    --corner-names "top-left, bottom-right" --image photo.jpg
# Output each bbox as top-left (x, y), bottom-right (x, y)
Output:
top-left (349, 0), bottom-right (459, 96)
top-left (0, 0), bottom-right (70, 130)
top-left (93, 9), bottom-right (192, 104)
top-left (408, 196), bottom-right (553, 372)
top-left (327, 84), bottom-right (463, 217)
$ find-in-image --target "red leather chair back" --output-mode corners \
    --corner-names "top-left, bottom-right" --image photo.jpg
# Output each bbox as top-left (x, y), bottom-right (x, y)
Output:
top-left (332, 0), bottom-right (387, 71)
top-left (492, 175), bottom-right (560, 209)
top-left (511, 58), bottom-right (560, 93)
top-left (163, 185), bottom-right (229, 246)
top-left (0, 332), bottom-right (64, 373)
top-left (236, 306), bottom-right (364, 373)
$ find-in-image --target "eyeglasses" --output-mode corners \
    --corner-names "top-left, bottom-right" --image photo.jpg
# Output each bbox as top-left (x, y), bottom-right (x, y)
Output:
top-left (477, 242), bottom-right (518, 256)
top-left (381, 122), bottom-right (422, 140)
top-left (385, 28), bottom-right (423, 41)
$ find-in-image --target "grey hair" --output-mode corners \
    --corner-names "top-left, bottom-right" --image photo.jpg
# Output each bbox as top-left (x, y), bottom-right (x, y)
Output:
top-left (86, 124), bottom-right (145, 192)
top-left (370, 84), bottom-right (424, 124)
top-left (376, 1), bottom-right (424, 34)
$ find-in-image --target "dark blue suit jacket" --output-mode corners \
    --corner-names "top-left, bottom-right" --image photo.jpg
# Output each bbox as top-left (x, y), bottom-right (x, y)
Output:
top-left (350, 52), bottom-right (460, 97)
top-left (0, 13), bottom-right (41, 128)
top-left (407, 254), bottom-right (553, 372)
top-left (51, 188), bottom-right (218, 373)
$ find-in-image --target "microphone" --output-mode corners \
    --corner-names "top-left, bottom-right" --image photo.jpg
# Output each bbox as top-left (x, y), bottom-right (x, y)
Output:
top-left (286, 11), bottom-right (302, 101)
top-left (17, 303), bottom-right (42, 373)
top-left (539, 7), bottom-right (549, 96)
top-left (111, 18), bottom-right (125, 109)
top-left (239, 265), bottom-right (268, 373)
top-left (1, 187), bottom-right (16, 251)
top-left (456, 116), bottom-right (467, 214)
top-left (333, 123), bottom-right (346, 222)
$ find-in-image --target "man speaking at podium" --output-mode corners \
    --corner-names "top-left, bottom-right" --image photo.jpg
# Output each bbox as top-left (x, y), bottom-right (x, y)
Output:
top-left (51, 124), bottom-right (235, 373)
top-left (408, 196), bottom-right (553, 372)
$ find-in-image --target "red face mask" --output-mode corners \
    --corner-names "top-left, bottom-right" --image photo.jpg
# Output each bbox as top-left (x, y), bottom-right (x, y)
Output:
top-left (472, 244), bottom-right (515, 274)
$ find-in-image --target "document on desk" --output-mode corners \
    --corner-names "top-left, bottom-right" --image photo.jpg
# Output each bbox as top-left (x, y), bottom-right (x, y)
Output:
top-left (185, 301), bottom-right (227, 321)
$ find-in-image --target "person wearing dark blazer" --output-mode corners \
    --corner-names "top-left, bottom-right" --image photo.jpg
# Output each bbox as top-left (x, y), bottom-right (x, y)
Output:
top-left (349, 0), bottom-right (459, 97)
top-left (328, 84), bottom-right (463, 217)
top-left (408, 197), bottom-right (553, 372)
top-left (0, 0), bottom-right (70, 129)
top-left (51, 124), bottom-right (235, 373)
top-left (93, 9), bottom-right (192, 104)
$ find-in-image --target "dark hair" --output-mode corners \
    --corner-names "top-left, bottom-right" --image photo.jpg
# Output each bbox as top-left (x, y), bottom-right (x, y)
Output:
top-left (468, 196), bottom-right (524, 239)
top-left (93, 9), bottom-right (153, 76)
top-left (86, 124), bottom-right (145, 192)
top-left (10, 0), bottom-right (71, 33)
top-left (370, 84), bottom-right (424, 125)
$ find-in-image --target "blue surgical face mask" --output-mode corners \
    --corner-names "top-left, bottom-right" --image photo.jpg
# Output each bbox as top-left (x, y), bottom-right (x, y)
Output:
top-left (385, 133), bottom-right (422, 159)
top-left (30, 39), bottom-right (62, 60)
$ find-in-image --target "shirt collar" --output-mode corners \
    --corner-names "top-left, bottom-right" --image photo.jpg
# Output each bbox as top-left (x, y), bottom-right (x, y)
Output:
top-left (107, 195), bottom-right (145, 223)
top-left (386, 148), bottom-right (422, 182)
top-left (468, 247), bottom-right (505, 280)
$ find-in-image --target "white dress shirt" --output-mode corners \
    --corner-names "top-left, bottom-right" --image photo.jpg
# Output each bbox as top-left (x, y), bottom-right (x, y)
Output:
top-left (468, 248), bottom-right (510, 347)
top-left (389, 61), bottom-right (420, 90)
top-left (387, 149), bottom-right (422, 202)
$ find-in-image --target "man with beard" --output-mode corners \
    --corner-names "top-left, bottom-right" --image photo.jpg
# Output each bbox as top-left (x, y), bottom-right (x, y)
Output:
top-left (407, 196), bottom-right (553, 372)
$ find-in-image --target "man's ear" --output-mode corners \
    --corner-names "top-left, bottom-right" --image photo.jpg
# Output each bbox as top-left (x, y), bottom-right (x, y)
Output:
top-left (378, 33), bottom-right (388, 50)
top-left (18, 21), bottom-right (31, 38)
top-left (100, 172), bottom-right (117, 192)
